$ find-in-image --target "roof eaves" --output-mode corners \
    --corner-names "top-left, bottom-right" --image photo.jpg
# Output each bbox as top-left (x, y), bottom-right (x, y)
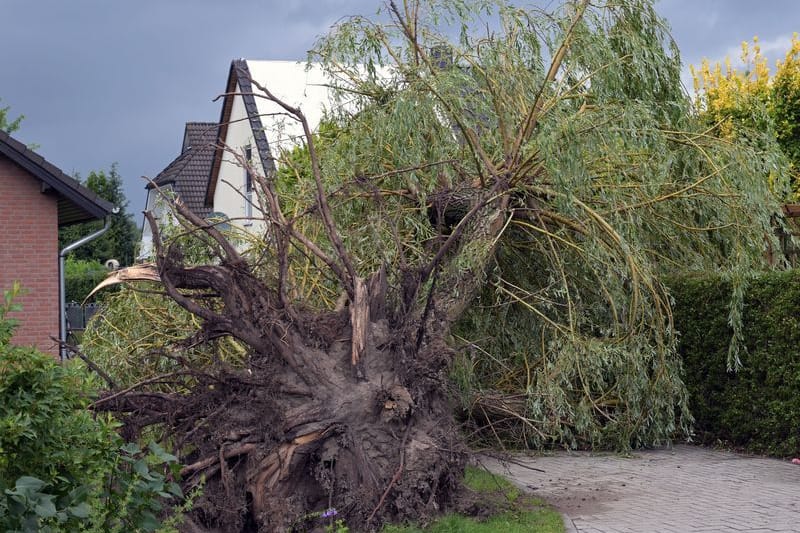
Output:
top-left (0, 130), bottom-right (114, 221)
top-left (206, 62), bottom-right (239, 208)
top-left (206, 59), bottom-right (276, 208)
top-left (150, 149), bottom-right (193, 189)
top-left (235, 60), bottom-right (277, 176)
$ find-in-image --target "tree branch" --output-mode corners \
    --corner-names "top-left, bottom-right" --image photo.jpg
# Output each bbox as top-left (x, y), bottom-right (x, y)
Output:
top-left (245, 76), bottom-right (357, 296)
top-left (147, 177), bottom-right (244, 266)
top-left (510, 0), bottom-right (591, 168)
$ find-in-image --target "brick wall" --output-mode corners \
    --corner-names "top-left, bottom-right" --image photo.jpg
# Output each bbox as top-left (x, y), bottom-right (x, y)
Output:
top-left (0, 155), bottom-right (59, 355)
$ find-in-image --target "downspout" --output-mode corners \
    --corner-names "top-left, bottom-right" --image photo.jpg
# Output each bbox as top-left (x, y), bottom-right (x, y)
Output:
top-left (140, 188), bottom-right (151, 254)
top-left (59, 212), bottom-right (115, 360)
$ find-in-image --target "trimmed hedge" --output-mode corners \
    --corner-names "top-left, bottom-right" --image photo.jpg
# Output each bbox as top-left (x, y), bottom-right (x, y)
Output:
top-left (64, 258), bottom-right (108, 304)
top-left (669, 270), bottom-right (800, 457)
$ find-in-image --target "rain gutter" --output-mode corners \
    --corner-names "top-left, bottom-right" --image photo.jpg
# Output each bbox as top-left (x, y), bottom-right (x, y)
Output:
top-left (58, 213), bottom-right (115, 360)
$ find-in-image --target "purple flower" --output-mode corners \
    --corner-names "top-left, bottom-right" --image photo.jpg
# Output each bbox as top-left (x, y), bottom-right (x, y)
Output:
top-left (321, 508), bottom-right (338, 519)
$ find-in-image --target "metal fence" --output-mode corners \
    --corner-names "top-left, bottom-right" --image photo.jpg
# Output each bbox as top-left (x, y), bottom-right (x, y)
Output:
top-left (65, 302), bottom-right (100, 335)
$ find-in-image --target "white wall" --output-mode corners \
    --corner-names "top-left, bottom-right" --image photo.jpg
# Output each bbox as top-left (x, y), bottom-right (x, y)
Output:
top-left (138, 184), bottom-right (174, 260)
top-left (212, 81), bottom-right (265, 234)
top-left (212, 60), bottom-right (377, 237)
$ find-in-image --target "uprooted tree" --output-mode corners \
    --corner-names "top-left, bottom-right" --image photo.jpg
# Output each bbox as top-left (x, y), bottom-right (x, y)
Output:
top-left (85, 0), bottom-right (787, 530)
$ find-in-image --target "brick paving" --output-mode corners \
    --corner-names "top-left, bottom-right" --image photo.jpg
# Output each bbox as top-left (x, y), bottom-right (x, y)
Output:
top-left (482, 445), bottom-right (800, 533)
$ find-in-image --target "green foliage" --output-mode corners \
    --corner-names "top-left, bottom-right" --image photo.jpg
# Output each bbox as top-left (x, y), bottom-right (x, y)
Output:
top-left (0, 282), bottom-right (23, 346)
top-left (65, 257), bottom-right (109, 303)
top-left (0, 98), bottom-right (22, 134)
top-left (0, 286), bottom-right (184, 531)
top-left (463, 467), bottom-right (519, 502)
top-left (692, 35), bottom-right (799, 199)
top-left (85, 441), bottom-right (185, 533)
top-left (0, 445), bottom-right (182, 533)
top-left (1, 475), bottom-right (92, 533)
top-left (82, 284), bottom-right (246, 389)
top-left (0, 320), bottom-right (116, 497)
top-left (669, 270), bottom-right (800, 457)
top-left (80, 212), bottom-right (249, 389)
top-left (772, 35), bottom-right (800, 188)
top-left (59, 165), bottom-right (140, 266)
top-left (384, 511), bottom-right (564, 533)
top-left (383, 467), bottom-right (563, 533)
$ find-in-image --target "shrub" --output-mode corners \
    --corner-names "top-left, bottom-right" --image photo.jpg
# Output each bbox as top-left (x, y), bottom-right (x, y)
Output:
top-left (669, 270), bottom-right (800, 456)
top-left (64, 257), bottom-right (109, 304)
top-left (0, 283), bottom-right (183, 531)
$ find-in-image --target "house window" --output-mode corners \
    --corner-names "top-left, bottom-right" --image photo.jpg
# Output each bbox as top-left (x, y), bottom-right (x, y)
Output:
top-left (244, 146), bottom-right (254, 225)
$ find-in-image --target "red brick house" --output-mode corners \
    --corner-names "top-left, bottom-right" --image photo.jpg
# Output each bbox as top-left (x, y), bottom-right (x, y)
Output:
top-left (0, 130), bottom-right (113, 355)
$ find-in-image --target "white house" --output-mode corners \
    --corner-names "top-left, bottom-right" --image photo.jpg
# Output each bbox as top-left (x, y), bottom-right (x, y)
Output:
top-left (139, 122), bottom-right (217, 259)
top-left (204, 59), bottom-right (336, 234)
top-left (142, 59), bottom-right (385, 255)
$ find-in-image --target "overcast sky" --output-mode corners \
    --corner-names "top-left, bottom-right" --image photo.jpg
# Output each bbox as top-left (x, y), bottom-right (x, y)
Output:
top-left (2, 0), bottom-right (799, 218)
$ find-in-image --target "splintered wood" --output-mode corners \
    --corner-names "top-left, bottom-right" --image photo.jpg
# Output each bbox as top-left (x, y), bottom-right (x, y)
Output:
top-left (350, 277), bottom-right (369, 366)
top-left (249, 428), bottom-right (329, 516)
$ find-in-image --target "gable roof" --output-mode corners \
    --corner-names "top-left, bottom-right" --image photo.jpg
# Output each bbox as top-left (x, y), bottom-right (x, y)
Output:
top-left (205, 59), bottom-right (335, 207)
top-left (0, 130), bottom-right (115, 225)
top-left (149, 121), bottom-right (216, 218)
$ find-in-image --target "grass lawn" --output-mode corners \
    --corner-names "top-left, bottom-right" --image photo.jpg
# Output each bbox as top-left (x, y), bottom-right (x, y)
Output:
top-left (383, 466), bottom-right (565, 533)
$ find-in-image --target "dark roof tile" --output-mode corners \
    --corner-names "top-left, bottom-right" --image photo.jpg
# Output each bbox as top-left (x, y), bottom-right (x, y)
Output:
top-left (149, 122), bottom-right (217, 218)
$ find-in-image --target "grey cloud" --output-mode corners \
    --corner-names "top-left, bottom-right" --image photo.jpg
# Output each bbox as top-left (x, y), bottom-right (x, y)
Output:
top-left (1, 0), bottom-right (796, 215)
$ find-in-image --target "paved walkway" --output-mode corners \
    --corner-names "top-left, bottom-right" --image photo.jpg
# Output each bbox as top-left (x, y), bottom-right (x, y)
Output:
top-left (483, 445), bottom-right (800, 533)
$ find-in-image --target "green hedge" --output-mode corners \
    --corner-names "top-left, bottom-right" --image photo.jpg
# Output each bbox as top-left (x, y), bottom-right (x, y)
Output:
top-left (669, 270), bottom-right (800, 457)
top-left (64, 258), bottom-right (108, 304)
